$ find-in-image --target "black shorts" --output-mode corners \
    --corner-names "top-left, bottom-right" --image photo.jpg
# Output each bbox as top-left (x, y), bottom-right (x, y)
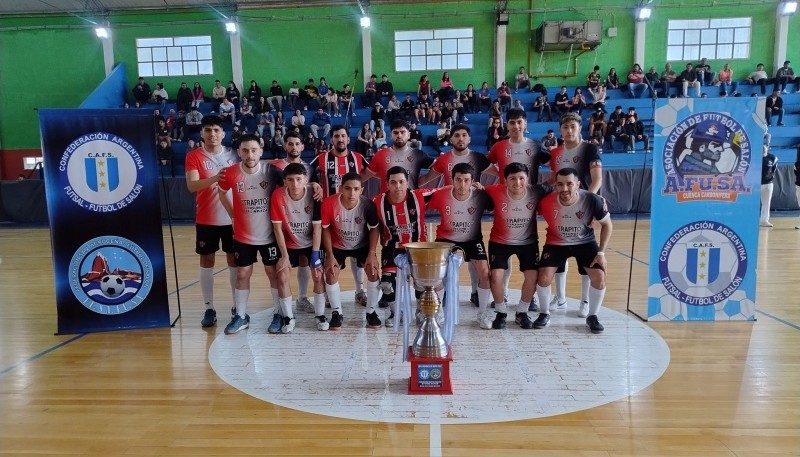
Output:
top-left (287, 247), bottom-right (313, 268)
top-left (380, 246), bottom-right (404, 273)
top-left (332, 246), bottom-right (369, 269)
top-left (488, 241), bottom-right (539, 271)
top-left (540, 242), bottom-right (602, 270)
top-left (195, 224), bottom-right (235, 255)
top-left (234, 241), bottom-right (281, 267)
top-left (437, 238), bottom-right (488, 262)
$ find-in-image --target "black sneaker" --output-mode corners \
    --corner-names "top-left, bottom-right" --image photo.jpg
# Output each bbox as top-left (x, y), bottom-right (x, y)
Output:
top-left (329, 311), bottom-right (343, 331)
top-left (533, 313), bottom-right (550, 329)
top-left (528, 297), bottom-right (539, 312)
top-left (491, 312), bottom-right (507, 329)
top-left (366, 311), bottom-right (382, 328)
top-left (586, 315), bottom-right (604, 334)
top-left (515, 312), bottom-right (534, 329)
top-left (470, 292), bottom-right (479, 307)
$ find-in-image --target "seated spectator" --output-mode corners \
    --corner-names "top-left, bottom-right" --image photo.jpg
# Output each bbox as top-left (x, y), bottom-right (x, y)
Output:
top-left (427, 120), bottom-right (451, 153)
top-left (267, 80), bottom-right (284, 111)
top-left (258, 110), bottom-right (275, 138)
top-left (442, 100), bottom-right (457, 128)
top-left (696, 57), bottom-right (715, 86)
top-left (775, 60), bottom-right (796, 93)
top-left (269, 129), bottom-right (285, 159)
top-left (588, 107), bottom-right (607, 139)
top-left (323, 87), bottom-right (340, 117)
top-left (339, 84), bottom-right (353, 115)
top-left (225, 81), bottom-right (241, 109)
top-left (488, 100), bottom-right (503, 127)
top-left (408, 122), bottom-right (423, 149)
top-left (176, 82), bottom-right (192, 113)
top-left (171, 110), bottom-right (186, 143)
top-left (274, 111), bottom-right (287, 136)
top-left (356, 123), bottom-right (374, 157)
top-left (191, 82), bottom-right (204, 109)
top-left (211, 80), bottom-right (226, 112)
top-left (497, 81), bottom-right (512, 111)
top-left (185, 106), bottom-right (203, 134)
top-left (151, 83), bottom-right (168, 111)
top-left (303, 131), bottom-right (317, 152)
top-left (239, 98), bottom-right (255, 122)
top-left (230, 124), bottom-right (243, 150)
top-left (464, 83), bottom-right (479, 114)
top-left (399, 94), bottom-right (416, 122)
top-left (608, 116), bottom-right (628, 151)
top-left (132, 77), bottom-right (151, 105)
top-left (765, 90), bottom-right (785, 126)
top-left (439, 71), bottom-right (455, 102)
top-left (377, 74), bottom-right (394, 106)
top-left (591, 84), bottom-right (607, 112)
top-left (606, 68), bottom-right (620, 89)
top-left (247, 80), bottom-right (262, 105)
top-left (533, 89), bottom-right (553, 122)
top-left (661, 63), bottom-right (678, 97)
top-left (514, 66), bottom-right (530, 92)
top-left (541, 129), bottom-right (558, 152)
top-left (478, 82), bottom-right (492, 112)
top-left (156, 118), bottom-right (171, 147)
top-left (370, 103), bottom-right (386, 132)
top-left (681, 63), bottom-right (701, 97)
top-left (554, 86), bottom-right (570, 116)
top-left (627, 64), bottom-right (649, 98)
top-left (746, 63), bottom-right (770, 95)
top-left (586, 65), bottom-right (602, 93)
top-left (452, 91), bottom-right (467, 122)
top-left (428, 95), bottom-right (443, 124)
top-left (157, 139), bottom-right (175, 176)
top-left (415, 94), bottom-right (430, 124)
top-left (645, 66), bottom-right (663, 98)
top-left (291, 109), bottom-right (307, 135)
top-left (287, 81), bottom-right (301, 110)
top-left (570, 88), bottom-right (587, 112)
top-left (717, 63), bottom-right (740, 97)
top-left (255, 96), bottom-right (269, 115)
top-left (606, 105), bottom-right (626, 147)
top-left (487, 117), bottom-right (506, 149)
top-left (362, 74), bottom-right (378, 107)
top-left (317, 77), bottom-right (330, 101)
top-left (301, 78), bottom-right (319, 110)
top-left (218, 98), bottom-right (236, 124)
top-left (374, 126), bottom-right (387, 149)
top-left (622, 113), bottom-right (649, 152)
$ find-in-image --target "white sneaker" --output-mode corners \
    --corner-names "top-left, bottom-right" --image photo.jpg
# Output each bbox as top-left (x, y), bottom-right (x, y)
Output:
top-left (385, 312), bottom-right (395, 328)
top-left (578, 301), bottom-right (589, 318)
top-left (478, 311), bottom-right (494, 330)
top-left (550, 296), bottom-right (567, 310)
top-left (316, 315), bottom-right (329, 331)
top-left (281, 317), bottom-right (296, 334)
top-left (296, 297), bottom-right (314, 313)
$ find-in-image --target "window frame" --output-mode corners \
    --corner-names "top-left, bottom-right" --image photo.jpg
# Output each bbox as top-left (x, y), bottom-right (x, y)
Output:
top-left (394, 28), bottom-right (474, 73)
top-left (666, 17), bottom-right (751, 62)
top-left (135, 35), bottom-right (214, 78)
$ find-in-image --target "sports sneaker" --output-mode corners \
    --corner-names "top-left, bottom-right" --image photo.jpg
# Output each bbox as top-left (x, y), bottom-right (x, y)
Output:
top-left (366, 311), bottom-right (382, 328)
top-left (491, 312), bottom-right (507, 329)
top-left (267, 314), bottom-right (283, 334)
top-left (280, 317), bottom-right (296, 334)
top-left (478, 311), bottom-right (494, 330)
top-left (297, 297), bottom-right (314, 313)
top-left (586, 315), bottom-right (604, 334)
top-left (201, 309), bottom-right (217, 327)
top-left (355, 290), bottom-right (367, 307)
top-left (224, 315), bottom-right (249, 334)
top-left (578, 301), bottom-right (589, 318)
top-left (533, 313), bottom-right (550, 329)
top-left (528, 296), bottom-right (539, 312)
top-left (515, 312), bottom-right (534, 329)
top-left (470, 292), bottom-right (479, 307)
top-left (315, 315), bottom-right (330, 331)
top-left (551, 296), bottom-right (567, 310)
top-left (329, 311), bottom-right (343, 330)
top-left (385, 311), bottom-right (395, 328)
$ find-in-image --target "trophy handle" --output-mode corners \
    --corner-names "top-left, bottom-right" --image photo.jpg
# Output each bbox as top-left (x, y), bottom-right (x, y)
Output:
top-left (449, 246), bottom-right (465, 258)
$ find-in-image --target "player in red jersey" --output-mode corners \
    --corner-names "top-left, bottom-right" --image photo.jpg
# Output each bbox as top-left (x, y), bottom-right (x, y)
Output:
top-left (310, 125), bottom-right (371, 306)
top-left (535, 167), bottom-right (612, 333)
top-left (185, 115), bottom-right (239, 328)
top-left (321, 173), bottom-right (381, 330)
top-left (217, 134), bottom-right (280, 335)
top-left (484, 162), bottom-right (552, 330)
top-left (547, 112), bottom-right (603, 314)
top-left (369, 166), bottom-right (432, 327)
top-left (270, 163), bottom-right (325, 334)
top-left (361, 119), bottom-right (434, 193)
top-left (427, 163), bottom-right (495, 329)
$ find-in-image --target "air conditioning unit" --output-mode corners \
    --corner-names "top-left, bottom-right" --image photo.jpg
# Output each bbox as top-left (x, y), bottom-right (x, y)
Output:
top-left (535, 20), bottom-right (602, 51)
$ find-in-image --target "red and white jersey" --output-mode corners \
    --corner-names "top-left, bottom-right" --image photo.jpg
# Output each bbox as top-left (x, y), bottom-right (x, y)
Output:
top-left (270, 185), bottom-right (321, 249)
top-left (268, 159), bottom-right (315, 185)
top-left (487, 138), bottom-right (548, 185)
top-left (310, 150), bottom-right (369, 197)
top-left (218, 162), bottom-right (276, 245)
top-left (485, 184), bottom-right (551, 245)
top-left (539, 190), bottom-right (609, 246)
top-left (185, 146), bottom-right (237, 225)
top-left (548, 141), bottom-right (602, 190)
top-left (321, 194), bottom-right (379, 250)
top-left (428, 150), bottom-right (491, 187)
top-left (367, 146), bottom-right (434, 193)
top-left (427, 187), bottom-right (492, 242)
top-left (373, 189), bottom-right (429, 251)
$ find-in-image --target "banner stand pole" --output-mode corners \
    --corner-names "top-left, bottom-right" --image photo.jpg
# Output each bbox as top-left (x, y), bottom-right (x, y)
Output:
top-left (159, 162), bottom-right (182, 326)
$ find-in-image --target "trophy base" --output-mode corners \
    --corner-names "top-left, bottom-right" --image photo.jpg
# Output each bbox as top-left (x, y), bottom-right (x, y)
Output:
top-left (407, 346), bottom-right (453, 395)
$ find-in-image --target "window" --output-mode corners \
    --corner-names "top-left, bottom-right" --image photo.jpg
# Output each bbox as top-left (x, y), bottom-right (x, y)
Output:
top-left (136, 36), bottom-right (213, 77)
top-left (23, 157), bottom-right (42, 170)
top-left (395, 28), bottom-right (473, 72)
top-left (667, 18), bottom-right (751, 61)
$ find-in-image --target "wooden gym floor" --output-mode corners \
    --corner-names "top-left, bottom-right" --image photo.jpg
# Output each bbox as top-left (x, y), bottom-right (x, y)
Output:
top-left (0, 218), bottom-right (798, 456)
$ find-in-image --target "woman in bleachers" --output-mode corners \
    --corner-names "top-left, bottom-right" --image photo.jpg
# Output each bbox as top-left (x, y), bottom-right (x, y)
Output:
top-left (374, 125), bottom-right (387, 150)
top-left (191, 82), bottom-right (204, 109)
top-left (592, 84), bottom-right (607, 112)
top-left (464, 83), bottom-right (479, 114)
top-left (386, 94), bottom-right (400, 122)
top-left (442, 100), bottom-right (456, 128)
top-left (323, 85), bottom-right (339, 117)
top-left (247, 80), bottom-right (261, 104)
top-left (291, 109), bottom-right (306, 136)
top-left (570, 88), bottom-right (587, 112)
top-left (416, 93), bottom-right (430, 124)
top-left (439, 72), bottom-right (455, 102)
top-left (318, 77), bottom-right (330, 101)
top-left (429, 95), bottom-right (443, 124)
top-left (478, 82), bottom-right (492, 113)
top-left (606, 68), bottom-right (619, 90)
top-left (418, 74), bottom-right (431, 99)
top-left (718, 63), bottom-right (740, 97)
top-left (255, 96), bottom-right (269, 115)
top-left (275, 110), bottom-right (287, 136)
top-left (356, 123), bottom-right (374, 157)
top-left (156, 118), bottom-right (171, 147)
top-left (486, 116), bottom-right (506, 149)
top-left (452, 91), bottom-right (467, 122)
top-left (226, 81), bottom-right (241, 109)
top-left (488, 99), bottom-right (503, 127)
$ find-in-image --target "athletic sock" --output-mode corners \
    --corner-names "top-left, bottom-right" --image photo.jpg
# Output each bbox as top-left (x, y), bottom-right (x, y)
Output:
top-left (468, 262), bottom-right (478, 293)
top-left (325, 282), bottom-right (343, 314)
top-left (366, 279), bottom-right (380, 313)
top-left (200, 267), bottom-right (214, 310)
top-left (271, 288), bottom-right (280, 315)
top-left (536, 284), bottom-right (552, 314)
top-left (228, 267), bottom-right (238, 309)
top-left (350, 259), bottom-right (364, 292)
top-left (235, 289), bottom-right (249, 318)
top-left (280, 296), bottom-right (294, 319)
top-left (588, 285), bottom-right (606, 316)
top-left (297, 266), bottom-right (310, 299)
top-left (313, 293), bottom-right (326, 316)
top-left (477, 287), bottom-right (492, 314)
top-left (581, 275), bottom-right (591, 303)
top-left (554, 271), bottom-right (567, 301)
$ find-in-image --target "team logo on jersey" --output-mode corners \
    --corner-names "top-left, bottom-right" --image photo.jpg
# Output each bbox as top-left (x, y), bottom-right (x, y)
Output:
top-left (260, 181), bottom-right (268, 189)
top-left (468, 207), bottom-right (477, 215)
top-left (657, 220), bottom-right (747, 306)
top-left (661, 112), bottom-right (752, 202)
top-left (576, 210), bottom-right (585, 219)
top-left (355, 216), bottom-right (363, 224)
top-left (305, 205), bottom-right (312, 214)
top-left (525, 148), bottom-right (533, 157)
top-left (526, 201), bottom-right (534, 210)
top-left (59, 132), bottom-right (145, 212)
top-left (407, 155), bottom-right (414, 162)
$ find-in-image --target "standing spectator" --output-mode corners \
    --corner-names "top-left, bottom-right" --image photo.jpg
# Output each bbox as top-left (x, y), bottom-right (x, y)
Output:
top-left (765, 90), bottom-right (785, 126)
top-left (660, 63), bottom-right (678, 97)
top-left (377, 74), bottom-right (394, 107)
top-left (717, 63), bottom-right (740, 97)
top-left (439, 71), bottom-right (455, 101)
top-left (132, 76), bottom-right (151, 104)
top-left (760, 133), bottom-right (778, 227)
top-left (417, 74), bottom-right (431, 99)
top-left (696, 57), bottom-right (715, 86)
top-left (626, 64), bottom-right (648, 98)
top-left (267, 80), bottom-right (284, 111)
top-left (746, 63), bottom-right (770, 95)
top-left (514, 66), bottom-right (529, 92)
top-left (606, 68), bottom-right (619, 89)
top-left (775, 60), bottom-right (796, 93)
top-left (176, 82), bottom-right (192, 113)
top-left (247, 80), bottom-right (261, 104)
top-left (191, 82), bottom-right (205, 109)
top-left (681, 63), bottom-right (701, 97)
top-left (211, 80), bottom-right (226, 112)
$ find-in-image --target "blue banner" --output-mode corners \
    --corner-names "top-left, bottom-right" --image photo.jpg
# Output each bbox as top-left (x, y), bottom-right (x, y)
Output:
top-left (40, 109), bottom-right (170, 334)
top-left (648, 98), bottom-right (765, 321)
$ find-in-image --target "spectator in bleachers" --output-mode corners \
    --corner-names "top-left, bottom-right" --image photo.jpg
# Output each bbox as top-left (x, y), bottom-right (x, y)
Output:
top-left (439, 71), bottom-right (455, 102)
top-left (151, 83), bottom-right (168, 111)
top-left (363, 74), bottom-right (378, 107)
top-left (258, 110), bottom-right (275, 138)
top-left (428, 120), bottom-right (451, 154)
top-left (477, 82), bottom-right (492, 113)
top-left (533, 89), bottom-right (553, 122)
top-left (464, 83), bottom-right (479, 114)
top-left (156, 118), bottom-right (171, 147)
top-left (489, 99), bottom-right (503, 127)
top-left (626, 64), bottom-right (649, 98)
top-left (230, 124), bottom-right (243, 150)
top-left (247, 80), bottom-right (261, 105)
top-left (486, 117), bottom-right (506, 149)
top-left (453, 91), bottom-right (467, 122)
top-left (765, 90), bottom-right (785, 126)
top-left (291, 109), bottom-right (307, 135)
top-left (696, 58), bottom-right (715, 87)
top-left (219, 98), bottom-right (236, 124)
top-left (287, 81), bottom-right (300, 111)
top-left (324, 87), bottom-right (340, 117)
top-left (270, 129), bottom-right (284, 159)
top-left (645, 66), bottom-right (662, 98)
top-left (225, 81), bottom-right (240, 109)
top-left (586, 65), bottom-right (602, 94)
top-left (339, 84), bottom-right (353, 115)
top-left (681, 63), bottom-right (701, 97)
top-left (591, 84), bottom-right (607, 112)
top-left (588, 107), bottom-right (607, 140)
top-left (417, 74), bottom-right (431, 99)
top-left (176, 82), bottom-right (192, 113)
top-left (377, 74), bottom-right (394, 107)
top-left (186, 106), bottom-right (203, 134)
top-left (570, 88), bottom-right (587, 112)
top-left (267, 80), bottom-right (284, 111)
top-left (408, 122), bottom-right (423, 149)
top-left (239, 98), bottom-right (255, 123)
top-left (255, 96), bottom-right (269, 115)
top-left (717, 63), bottom-right (740, 97)
top-left (318, 77), bottom-right (330, 102)
top-left (157, 139), bottom-right (175, 176)
top-left (356, 123), bottom-right (374, 157)
top-left (386, 94), bottom-right (401, 122)
top-left (541, 129), bottom-right (557, 152)
top-left (746, 64), bottom-right (770, 95)
top-left (275, 110), bottom-right (287, 136)
top-left (622, 112), bottom-right (649, 152)
top-left (399, 94), bottom-right (416, 123)
top-left (172, 110), bottom-right (186, 143)
top-left (191, 82), bottom-right (204, 110)
top-left (554, 86), bottom-right (570, 117)
top-left (165, 109), bottom-right (177, 132)
top-left (606, 68), bottom-right (620, 90)
top-left (661, 63), bottom-right (678, 97)
top-left (303, 130), bottom-right (317, 152)
top-left (606, 105), bottom-right (625, 148)
top-left (311, 107), bottom-right (330, 140)
top-left (415, 94), bottom-right (430, 124)
top-left (442, 100), bottom-right (457, 128)
top-left (302, 78), bottom-right (319, 110)
top-left (132, 77), bottom-right (151, 105)
top-left (370, 103), bottom-right (386, 133)
top-left (497, 81), bottom-right (512, 111)
top-left (374, 126), bottom-right (387, 150)
top-left (514, 66), bottom-right (530, 92)
top-left (775, 60), bottom-right (796, 93)
top-left (429, 95), bottom-right (443, 124)
top-left (627, 106), bottom-right (639, 122)
top-left (211, 80), bottom-right (226, 112)
top-left (608, 115), bottom-right (627, 151)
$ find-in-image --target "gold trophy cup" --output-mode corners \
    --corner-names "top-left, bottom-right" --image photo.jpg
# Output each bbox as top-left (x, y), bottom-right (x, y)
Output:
top-left (404, 241), bottom-right (453, 358)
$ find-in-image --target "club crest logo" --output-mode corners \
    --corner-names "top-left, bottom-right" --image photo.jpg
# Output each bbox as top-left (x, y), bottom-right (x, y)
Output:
top-left (526, 201), bottom-right (535, 210)
top-left (59, 132), bottom-right (146, 212)
top-left (468, 207), bottom-right (477, 215)
top-left (355, 216), bottom-right (363, 224)
top-left (661, 112), bottom-right (752, 202)
top-left (305, 205), bottom-right (312, 214)
top-left (260, 181), bottom-right (268, 189)
top-left (576, 210), bottom-right (585, 219)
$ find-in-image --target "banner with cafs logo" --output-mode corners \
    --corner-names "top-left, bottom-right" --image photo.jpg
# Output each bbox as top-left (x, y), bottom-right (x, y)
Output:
top-left (40, 109), bottom-right (170, 334)
top-left (648, 98), bottom-right (765, 321)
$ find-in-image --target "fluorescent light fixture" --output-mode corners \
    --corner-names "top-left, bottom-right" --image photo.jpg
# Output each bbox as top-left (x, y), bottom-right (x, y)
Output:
top-left (225, 21), bottom-right (238, 33)
top-left (360, 16), bottom-right (371, 28)
top-left (636, 7), bottom-right (652, 20)
top-left (779, 1), bottom-right (797, 15)
top-left (95, 26), bottom-right (109, 38)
